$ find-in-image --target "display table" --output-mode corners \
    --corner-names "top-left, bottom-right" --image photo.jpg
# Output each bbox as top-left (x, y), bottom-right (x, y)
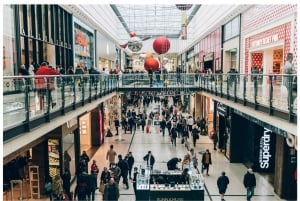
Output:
top-left (136, 169), bottom-right (204, 201)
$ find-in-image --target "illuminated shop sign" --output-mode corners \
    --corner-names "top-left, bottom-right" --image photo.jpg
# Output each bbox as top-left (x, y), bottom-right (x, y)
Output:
top-left (251, 34), bottom-right (279, 48)
top-left (259, 128), bottom-right (272, 169)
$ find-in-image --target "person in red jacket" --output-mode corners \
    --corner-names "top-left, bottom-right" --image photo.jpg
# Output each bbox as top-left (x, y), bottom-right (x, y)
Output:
top-left (35, 62), bottom-right (59, 110)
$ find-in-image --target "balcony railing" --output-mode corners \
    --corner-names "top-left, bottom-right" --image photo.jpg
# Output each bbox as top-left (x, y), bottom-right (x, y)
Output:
top-left (3, 73), bottom-right (297, 140)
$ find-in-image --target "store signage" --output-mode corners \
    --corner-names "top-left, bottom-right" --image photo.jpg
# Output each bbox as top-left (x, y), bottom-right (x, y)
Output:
top-left (217, 103), bottom-right (227, 116)
top-left (203, 52), bottom-right (214, 62)
top-left (251, 34), bottom-right (279, 48)
top-left (233, 109), bottom-right (287, 137)
top-left (259, 128), bottom-right (272, 169)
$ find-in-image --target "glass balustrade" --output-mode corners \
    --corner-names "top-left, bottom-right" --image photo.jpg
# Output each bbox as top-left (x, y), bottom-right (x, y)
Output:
top-left (3, 73), bottom-right (297, 134)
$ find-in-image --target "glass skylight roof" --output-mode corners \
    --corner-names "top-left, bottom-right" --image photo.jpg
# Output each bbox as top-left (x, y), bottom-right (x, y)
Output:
top-left (112, 4), bottom-right (200, 39)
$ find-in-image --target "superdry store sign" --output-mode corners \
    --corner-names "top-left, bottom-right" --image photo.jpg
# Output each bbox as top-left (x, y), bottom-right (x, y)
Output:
top-left (255, 127), bottom-right (276, 172)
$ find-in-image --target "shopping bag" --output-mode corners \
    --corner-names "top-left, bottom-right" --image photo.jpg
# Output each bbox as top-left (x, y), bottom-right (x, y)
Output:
top-left (99, 182), bottom-right (105, 193)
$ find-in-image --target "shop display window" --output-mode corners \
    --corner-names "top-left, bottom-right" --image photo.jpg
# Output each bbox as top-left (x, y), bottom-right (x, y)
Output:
top-left (48, 139), bottom-right (61, 178)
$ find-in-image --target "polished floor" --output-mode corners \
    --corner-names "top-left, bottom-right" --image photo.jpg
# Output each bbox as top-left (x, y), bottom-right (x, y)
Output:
top-left (4, 101), bottom-right (289, 201)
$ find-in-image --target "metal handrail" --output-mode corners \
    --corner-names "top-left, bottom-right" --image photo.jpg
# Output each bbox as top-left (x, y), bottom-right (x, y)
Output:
top-left (3, 73), bottom-right (297, 138)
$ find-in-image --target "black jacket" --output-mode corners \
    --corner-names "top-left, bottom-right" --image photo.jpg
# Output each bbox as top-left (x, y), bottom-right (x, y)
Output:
top-left (143, 154), bottom-right (155, 167)
top-left (217, 175), bottom-right (229, 190)
top-left (243, 172), bottom-right (256, 188)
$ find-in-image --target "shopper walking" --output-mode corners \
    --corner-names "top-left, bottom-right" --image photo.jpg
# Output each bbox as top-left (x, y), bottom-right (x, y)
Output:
top-left (103, 177), bottom-right (120, 201)
top-left (217, 171), bottom-right (229, 201)
top-left (63, 150), bottom-right (71, 172)
top-left (171, 124), bottom-right (178, 147)
top-left (126, 152), bottom-right (135, 179)
top-left (117, 154), bottom-right (129, 189)
top-left (88, 172), bottom-right (98, 201)
top-left (90, 160), bottom-right (99, 178)
top-left (114, 117), bottom-right (120, 136)
top-left (201, 149), bottom-right (212, 176)
top-left (192, 124), bottom-right (199, 147)
top-left (143, 151), bottom-right (155, 170)
top-left (243, 168), bottom-right (256, 201)
top-left (106, 144), bottom-right (117, 168)
top-left (132, 167), bottom-right (138, 198)
top-left (62, 169), bottom-right (71, 200)
top-left (212, 130), bottom-right (218, 151)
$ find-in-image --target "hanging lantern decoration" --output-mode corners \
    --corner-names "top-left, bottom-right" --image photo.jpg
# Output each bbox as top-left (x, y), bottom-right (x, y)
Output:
top-left (120, 32), bottom-right (151, 52)
top-left (176, 4), bottom-right (192, 11)
top-left (153, 37), bottom-right (170, 55)
top-left (127, 36), bottom-right (143, 52)
top-left (144, 57), bottom-right (159, 72)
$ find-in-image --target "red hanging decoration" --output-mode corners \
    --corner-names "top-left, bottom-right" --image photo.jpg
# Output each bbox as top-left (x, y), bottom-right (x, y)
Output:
top-left (153, 37), bottom-right (170, 55)
top-left (144, 57), bottom-right (159, 72)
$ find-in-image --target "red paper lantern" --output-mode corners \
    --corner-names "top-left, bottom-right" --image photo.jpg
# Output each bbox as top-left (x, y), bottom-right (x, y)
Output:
top-left (153, 37), bottom-right (170, 55)
top-left (144, 57), bottom-right (159, 72)
top-left (176, 4), bottom-right (193, 11)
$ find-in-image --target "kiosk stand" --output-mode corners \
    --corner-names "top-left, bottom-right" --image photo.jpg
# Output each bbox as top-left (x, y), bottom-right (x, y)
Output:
top-left (136, 168), bottom-right (204, 201)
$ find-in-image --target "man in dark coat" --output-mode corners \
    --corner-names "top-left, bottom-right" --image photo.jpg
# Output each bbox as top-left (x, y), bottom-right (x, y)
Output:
top-left (126, 152), bottom-right (135, 179)
top-left (160, 118), bottom-right (167, 136)
top-left (243, 168), bottom-right (256, 201)
top-left (103, 177), bottom-right (119, 201)
top-left (62, 169), bottom-right (71, 200)
top-left (114, 117), bottom-right (120, 136)
top-left (167, 157), bottom-right (182, 170)
top-left (88, 172), bottom-right (98, 201)
top-left (217, 171), bottom-right (229, 201)
top-left (143, 151), bottom-right (155, 170)
top-left (117, 154), bottom-right (129, 189)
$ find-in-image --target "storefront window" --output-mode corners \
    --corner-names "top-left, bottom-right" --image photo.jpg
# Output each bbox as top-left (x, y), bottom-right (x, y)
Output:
top-left (230, 49), bottom-right (237, 69)
top-left (3, 5), bottom-right (16, 76)
top-left (74, 22), bottom-right (94, 69)
top-left (224, 16), bottom-right (240, 41)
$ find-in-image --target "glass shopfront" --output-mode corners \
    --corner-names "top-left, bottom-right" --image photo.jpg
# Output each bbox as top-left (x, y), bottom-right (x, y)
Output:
top-left (74, 19), bottom-right (95, 69)
top-left (3, 5), bottom-right (16, 76)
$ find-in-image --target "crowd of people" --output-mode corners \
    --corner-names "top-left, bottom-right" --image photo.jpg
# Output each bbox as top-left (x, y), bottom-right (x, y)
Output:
top-left (41, 91), bottom-right (257, 201)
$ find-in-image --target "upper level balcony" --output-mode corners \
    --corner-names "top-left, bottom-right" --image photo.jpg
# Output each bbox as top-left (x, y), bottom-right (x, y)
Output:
top-left (3, 72), bottom-right (297, 141)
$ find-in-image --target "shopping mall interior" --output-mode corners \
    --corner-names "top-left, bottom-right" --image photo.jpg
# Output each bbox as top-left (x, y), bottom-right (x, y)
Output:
top-left (2, 3), bottom-right (298, 201)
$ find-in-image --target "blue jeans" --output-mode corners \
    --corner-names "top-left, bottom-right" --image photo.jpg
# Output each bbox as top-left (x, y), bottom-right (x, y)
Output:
top-left (246, 186), bottom-right (254, 201)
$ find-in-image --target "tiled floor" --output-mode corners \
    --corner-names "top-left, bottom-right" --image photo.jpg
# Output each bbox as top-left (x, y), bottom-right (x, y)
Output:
top-left (4, 101), bottom-right (288, 201)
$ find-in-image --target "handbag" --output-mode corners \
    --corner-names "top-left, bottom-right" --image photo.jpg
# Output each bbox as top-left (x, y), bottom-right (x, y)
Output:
top-left (44, 182), bottom-right (52, 192)
top-left (99, 182), bottom-right (105, 193)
